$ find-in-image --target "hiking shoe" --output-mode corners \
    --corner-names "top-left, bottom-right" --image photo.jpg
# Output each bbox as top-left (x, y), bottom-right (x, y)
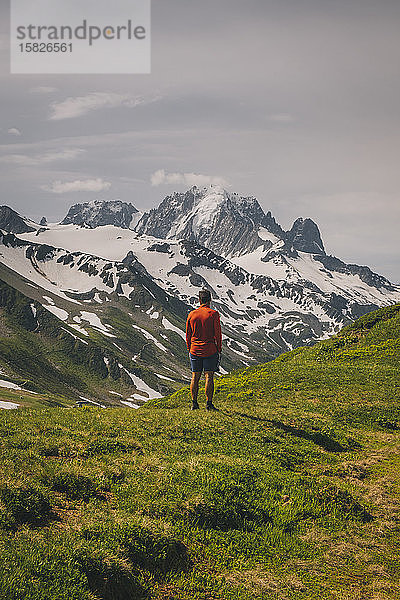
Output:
top-left (206, 402), bottom-right (218, 411)
top-left (191, 402), bottom-right (200, 410)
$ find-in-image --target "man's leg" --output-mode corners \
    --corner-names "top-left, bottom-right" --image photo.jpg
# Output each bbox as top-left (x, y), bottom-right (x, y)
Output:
top-left (204, 371), bottom-right (217, 409)
top-left (190, 371), bottom-right (201, 408)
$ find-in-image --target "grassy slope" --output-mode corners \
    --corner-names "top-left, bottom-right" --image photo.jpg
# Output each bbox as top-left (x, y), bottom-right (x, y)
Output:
top-left (0, 303), bottom-right (400, 599)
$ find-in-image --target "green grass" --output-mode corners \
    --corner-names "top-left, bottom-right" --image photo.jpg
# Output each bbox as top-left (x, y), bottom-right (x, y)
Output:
top-left (0, 303), bottom-right (400, 598)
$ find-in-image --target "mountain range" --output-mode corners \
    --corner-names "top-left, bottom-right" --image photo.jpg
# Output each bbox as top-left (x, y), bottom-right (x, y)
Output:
top-left (0, 185), bottom-right (399, 408)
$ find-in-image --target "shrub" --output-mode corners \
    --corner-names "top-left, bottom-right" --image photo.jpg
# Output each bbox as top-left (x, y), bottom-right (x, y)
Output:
top-left (315, 485), bottom-right (372, 523)
top-left (37, 444), bottom-right (60, 457)
top-left (83, 523), bottom-right (190, 574)
top-left (47, 473), bottom-right (97, 501)
top-left (0, 486), bottom-right (51, 526)
top-left (186, 467), bottom-right (271, 530)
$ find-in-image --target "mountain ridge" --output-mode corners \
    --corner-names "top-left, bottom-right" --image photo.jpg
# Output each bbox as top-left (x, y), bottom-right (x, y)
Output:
top-left (134, 185), bottom-right (326, 259)
top-left (61, 199), bottom-right (141, 230)
top-left (0, 186), bottom-right (399, 405)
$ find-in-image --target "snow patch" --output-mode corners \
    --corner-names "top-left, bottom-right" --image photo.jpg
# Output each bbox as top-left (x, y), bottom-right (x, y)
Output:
top-left (69, 323), bottom-right (89, 336)
top-left (79, 396), bottom-right (106, 408)
top-left (120, 400), bottom-right (140, 409)
top-left (0, 400), bottom-right (19, 409)
top-left (162, 317), bottom-right (186, 340)
top-left (119, 364), bottom-right (163, 400)
top-left (61, 327), bottom-right (88, 344)
top-left (156, 373), bottom-right (174, 381)
top-left (0, 379), bottom-right (22, 390)
top-left (44, 305), bottom-right (69, 321)
top-left (80, 311), bottom-right (115, 336)
top-left (131, 324), bottom-right (168, 352)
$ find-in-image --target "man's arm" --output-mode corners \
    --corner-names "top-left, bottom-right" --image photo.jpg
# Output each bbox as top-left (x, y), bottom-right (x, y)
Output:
top-left (186, 315), bottom-right (192, 351)
top-left (214, 312), bottom-right (222, 353)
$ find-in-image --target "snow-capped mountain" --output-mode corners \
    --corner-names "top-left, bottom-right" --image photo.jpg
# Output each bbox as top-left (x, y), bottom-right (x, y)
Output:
top-left (16, 187), bottom-right (400, 341)
top-left (134, 185), bottom-right (328, 259)
top-left (61, 199), bottom-right (141, 230)
top-left (135, 185), bottom-right (270, 257)
top-left (0, 185), bottom-right (399, 407)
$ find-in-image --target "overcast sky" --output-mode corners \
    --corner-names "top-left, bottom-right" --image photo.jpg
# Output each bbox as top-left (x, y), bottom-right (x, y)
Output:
top-left (0, 0), bottom-right (399, 281)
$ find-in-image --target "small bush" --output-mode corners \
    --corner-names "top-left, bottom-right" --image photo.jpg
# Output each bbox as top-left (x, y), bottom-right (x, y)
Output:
top-left (37, 445), bottom-right (60, 457)
top-left (123, 528), bottom-right (190, 574)
top-left (0, 486), bottom-right (51, 526)
top-left (375, 418), bottom-right (399, 431)
top-left (48, 473), bottom-right (97, 501)
top-left (315, 485), bottom-right (373, 523)
top-left (83, 523), bottom-right (190, 574)
top-left (186, 468), bottom-right (271, 530)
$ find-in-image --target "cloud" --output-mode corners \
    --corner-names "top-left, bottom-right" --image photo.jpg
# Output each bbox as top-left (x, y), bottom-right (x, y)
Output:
top-left (7, 128), bottom-right (21, 136)
top-left (269, 113), bottom-right (295, 123)
top-left (29, 86), bottom-right (58, 94)
top-left (151, 169), bottom-right (229, 188)
top-left (0, 148), bottom-right (85, 166)
top-left (43, 178), bottom-right (111, 194)
top-left (49, 92), bottom-right (152, 121)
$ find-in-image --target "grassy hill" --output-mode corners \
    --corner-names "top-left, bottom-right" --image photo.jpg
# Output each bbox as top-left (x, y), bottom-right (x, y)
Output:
top-left (0, 303), bottom-right (400, 599)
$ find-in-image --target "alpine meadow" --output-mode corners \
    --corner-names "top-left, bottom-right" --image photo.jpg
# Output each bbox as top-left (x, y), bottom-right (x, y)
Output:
top-left (1, 296), bottom-right (400, 598)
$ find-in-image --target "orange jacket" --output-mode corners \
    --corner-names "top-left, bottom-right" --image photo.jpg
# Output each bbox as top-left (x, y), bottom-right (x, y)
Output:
top-left (186, 304), bottom-right (222, 357)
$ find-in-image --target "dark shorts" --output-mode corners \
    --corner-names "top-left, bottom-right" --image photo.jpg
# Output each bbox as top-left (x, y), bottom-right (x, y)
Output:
top-left (189, 352), bottom-right (219, 373)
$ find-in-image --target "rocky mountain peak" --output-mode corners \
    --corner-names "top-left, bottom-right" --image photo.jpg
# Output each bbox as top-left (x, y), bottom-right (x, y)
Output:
top-left (61, 199), bottom-right (140, 229)
top-left (261, 210), bottom-right (286, 238)
top-left (135, 185), bottom-right (267, 257)
top-left (0, 205), bottom-right (36, 234)
top-left (286, 217), bottom-right (325, 255)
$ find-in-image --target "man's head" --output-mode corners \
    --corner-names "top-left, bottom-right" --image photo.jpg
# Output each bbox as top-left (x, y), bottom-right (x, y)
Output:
top-left (199, 289), bottom-right (211, 305)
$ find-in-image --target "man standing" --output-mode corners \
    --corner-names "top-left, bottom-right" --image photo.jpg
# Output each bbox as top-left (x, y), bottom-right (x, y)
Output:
top-left (186, 289), bottom-right (222, 411)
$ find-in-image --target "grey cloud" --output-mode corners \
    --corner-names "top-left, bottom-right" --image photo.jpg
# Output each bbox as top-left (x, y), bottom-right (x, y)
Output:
top-left (49, 93), bottom-right (152, 121)
top-left (150, 169), bottom-right (229, 188)
top-left (43, 178), bottom-right (112, 194)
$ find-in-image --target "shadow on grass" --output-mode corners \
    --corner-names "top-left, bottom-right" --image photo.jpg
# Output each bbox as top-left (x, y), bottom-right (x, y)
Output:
top-left (0, 486), bottom-right (57, 530)
top-left (83, 524), bottom-right (192, 578)
top-left (214, 411), bottom-right (360, 453)
top-left (268, 420), bottom-right (353, 452)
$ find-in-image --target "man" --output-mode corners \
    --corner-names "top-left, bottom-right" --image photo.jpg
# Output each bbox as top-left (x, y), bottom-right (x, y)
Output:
top-left (186, 289), bottom-right (222, 411)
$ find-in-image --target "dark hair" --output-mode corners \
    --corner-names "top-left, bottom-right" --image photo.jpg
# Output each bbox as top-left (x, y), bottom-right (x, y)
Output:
top-left (199, 289), bottom-right (211, 304)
